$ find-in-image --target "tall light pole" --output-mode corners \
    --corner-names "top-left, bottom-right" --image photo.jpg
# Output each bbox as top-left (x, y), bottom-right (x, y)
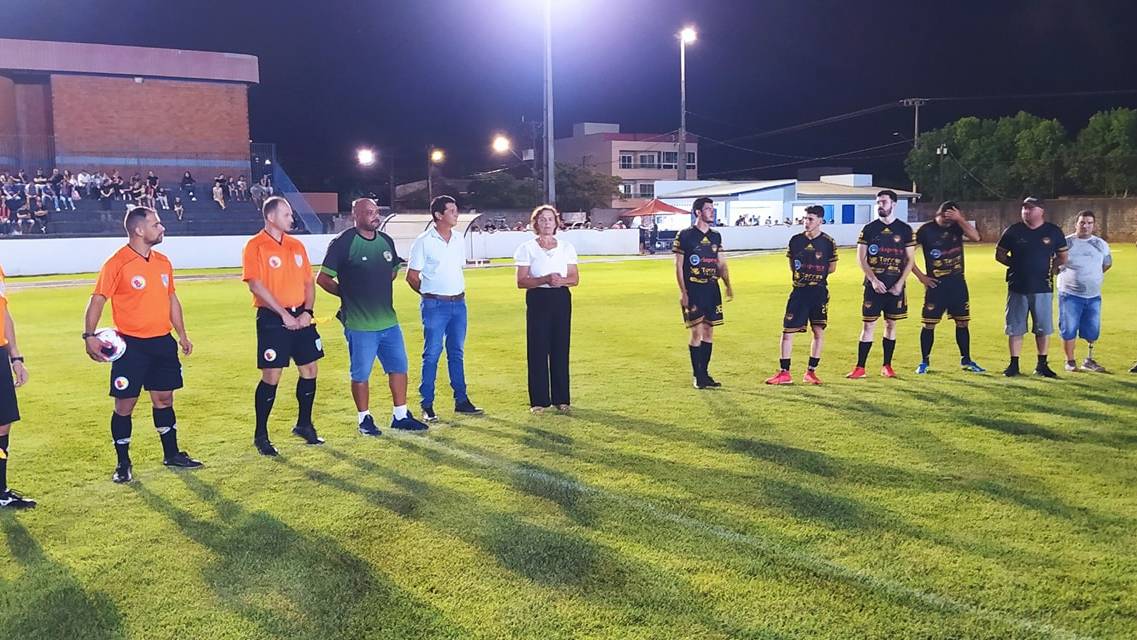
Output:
top-left (900, 97), bottom-right (928, 193)
top-left (543, 0), bottom-right (556, 205)
top-left (427, 147), bottom-right (445, 204)
top-left (678, 26), bottom-right (697, 181)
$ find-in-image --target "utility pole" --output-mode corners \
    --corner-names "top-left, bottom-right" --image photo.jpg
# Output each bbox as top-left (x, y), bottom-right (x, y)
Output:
top-left (543, 0), bottom-right (556, 205)
top-left (900, 97), bottom-right (928, 193)
top-left (936, 143), bottom-right (949, 202)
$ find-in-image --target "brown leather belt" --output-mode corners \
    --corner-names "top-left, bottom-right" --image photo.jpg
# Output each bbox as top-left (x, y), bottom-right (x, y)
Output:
top-left (422, 292), bottom-right (465, 301)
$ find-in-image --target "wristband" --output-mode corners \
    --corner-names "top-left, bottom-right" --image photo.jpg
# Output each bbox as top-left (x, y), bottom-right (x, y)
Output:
top-left (10, 356), bottom-right (24, 363)
top-left (82, 332), bottom-right (97, 339)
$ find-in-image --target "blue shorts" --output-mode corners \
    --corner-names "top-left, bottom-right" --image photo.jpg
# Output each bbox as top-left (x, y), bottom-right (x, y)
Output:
top-left (1058, 294), bottom-right (1101, 342)
top-left (345, 325), bottom-right (408, 381)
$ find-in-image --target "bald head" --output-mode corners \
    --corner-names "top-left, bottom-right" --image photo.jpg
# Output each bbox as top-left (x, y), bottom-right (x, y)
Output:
top-left (352, 197), bottom-right (381, 233)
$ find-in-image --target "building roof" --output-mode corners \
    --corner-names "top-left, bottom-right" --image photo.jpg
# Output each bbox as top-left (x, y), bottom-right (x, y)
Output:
top-left (659, 180), bottom-right (796, 198)
top-left (796, 181), bottom-right (919, 198)
top-left (0, 38), bottom-right (259, 83)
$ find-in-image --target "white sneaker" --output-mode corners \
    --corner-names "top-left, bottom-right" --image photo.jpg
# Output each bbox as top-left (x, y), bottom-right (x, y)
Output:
top-left (1082, 358), bottom-right (1106, 373)
top-left (1064, 361), bottom-right (1079, 372)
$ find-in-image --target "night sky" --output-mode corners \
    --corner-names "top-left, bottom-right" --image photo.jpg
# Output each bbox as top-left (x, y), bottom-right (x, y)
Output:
top-left (3, 0), bottom-right (1136, 191)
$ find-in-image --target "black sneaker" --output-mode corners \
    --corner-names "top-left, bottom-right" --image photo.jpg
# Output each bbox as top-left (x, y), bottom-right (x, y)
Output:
top-left (421, 405), bottom-right (438, 423)
top-left (454, 399), bottom-right (484, 415)
top-left (391, 414), bottom-right (429, 431)
top-left (694, 377), bottom-right (720, 389)
top-left (1034, 365), bottom-right (1059, 379)
top-left (1003, 363), bottom-right (1021, 377)
top-left (163, 451), bottom-right (203, 468)
top-left (292, 424), bottom-right (325, 445)
top-left (0, 489), bottom-right (37, 509)
top-left (112, 463), bottom-right (133, 483)
top-left (254, 437), bottom-right (278, 457)
top-left (703, 375), bottom-right (723, 388)
top-left (358, 414), bottom-right (381, 437)
top-left (1130, 363), bottom-right (1137, 374)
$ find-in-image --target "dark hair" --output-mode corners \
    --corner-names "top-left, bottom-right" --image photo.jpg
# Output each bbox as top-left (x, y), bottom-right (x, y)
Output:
top-left (124, 206), bottom-right (153, 233)
top-left (692, 197), bottom-right (714, 215)
top-left (1076, 209), bottom-right (1095, 220)
top-left (430, 195), bottom-right (457, 220)
top-left (877, 189), bottom-right (898, 202)
top-left (529, 204), bottom-right (560, 234)
top-left (803, 205), bottom-right (824, 217)
top-left (937, 200), bottom-right (958, 214)
top-left (262, 195), bottom-right (291, 219)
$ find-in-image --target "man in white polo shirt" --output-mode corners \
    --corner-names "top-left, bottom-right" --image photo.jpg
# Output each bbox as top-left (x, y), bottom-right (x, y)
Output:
top-left (406, 195), bottom-right (483, 422)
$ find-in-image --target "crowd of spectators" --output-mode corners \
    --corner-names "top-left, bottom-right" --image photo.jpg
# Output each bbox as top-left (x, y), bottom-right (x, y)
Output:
top-left (0, 168), bottom-right (274, 235)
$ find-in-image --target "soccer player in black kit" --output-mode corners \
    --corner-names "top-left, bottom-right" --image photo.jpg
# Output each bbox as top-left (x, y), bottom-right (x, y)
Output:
top-left (674, 197), bottom-right (733, 388)
top-left (847, 190), bottom-right (916, 379)
top-left (765, 205), bottom-right (837, 385)
top-left (912, 201), bottom-right (985, 374)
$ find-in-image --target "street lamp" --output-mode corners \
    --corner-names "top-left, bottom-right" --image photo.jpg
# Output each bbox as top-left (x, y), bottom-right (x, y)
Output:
top-left (492, 135), bottom-right (513, 156)
top-left (427, 146), bottom-right (445, 203)
top-left (678, 26), bottom-right (697, 180)
top-left (356, 147), bottom-right (377, 167)
top-left (936, 143), bottom-right (949, 202)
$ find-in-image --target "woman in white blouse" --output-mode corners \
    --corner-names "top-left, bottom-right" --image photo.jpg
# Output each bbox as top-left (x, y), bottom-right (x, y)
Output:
top-left (514, 205), bottom-right (579, 413)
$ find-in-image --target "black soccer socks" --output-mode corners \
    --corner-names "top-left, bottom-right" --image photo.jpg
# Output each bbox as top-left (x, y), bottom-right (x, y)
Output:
top-left (154, 406), bottom-right (179, 459)
top-left (920, 328), bottom-right (935, 362)
top-left (882, 338), bottom-right (897, 366)
top-left (110, 412), bottom-right (132, 466)
top-left (254, 381), bottom-right (277, 439)
top-left (956, 326), bottom-right (971, 361)
top-left (856, 341), bottom-right (872, 368)
top-left (296, 377), bottom-right (317, 428)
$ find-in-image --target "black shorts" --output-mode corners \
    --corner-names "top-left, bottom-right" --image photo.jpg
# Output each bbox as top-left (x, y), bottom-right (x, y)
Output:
top-left (0, 346), bottom-right (20, 425)
top-left (110, 334), bottom-right (183, 399)
top-left (682, 283), bottom-right (723, 328)
top-left (922, 276), bottom-right (970, 323)
top-left (862, 283), bottom-right (908, 321)
top-left (783, 287), bottom-right (829, 333)
top-left (256, 307), bottom-right (324, 369)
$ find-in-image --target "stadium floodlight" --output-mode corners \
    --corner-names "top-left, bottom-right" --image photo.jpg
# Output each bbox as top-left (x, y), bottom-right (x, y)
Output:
top-left (680, 27), bottom-right (697, 44)
top-left (492, 135), bottom-right (512, 155)
top-left (356, 148), bottom-right (377, 167)
top-left (677, 25), bottom-right (697, 180)
top-left (430, 148), bottom-right (446, 164)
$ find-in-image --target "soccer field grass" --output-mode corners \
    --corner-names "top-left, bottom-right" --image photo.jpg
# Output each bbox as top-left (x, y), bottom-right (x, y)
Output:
top-left (2, 246), bottom-right (1135, 639)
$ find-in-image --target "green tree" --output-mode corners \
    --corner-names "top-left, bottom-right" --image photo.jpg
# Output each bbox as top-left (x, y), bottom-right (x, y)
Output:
top-left (468, 172), bottom-right (540, 209)
top-left (553, 163), bottom-right (621, 212)
top-left (1068, 108), bottom-right (1137, 196)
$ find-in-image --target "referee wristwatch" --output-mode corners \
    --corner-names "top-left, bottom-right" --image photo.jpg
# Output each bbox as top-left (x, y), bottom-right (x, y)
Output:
top-left (82, 332), bottom-right (98, 340)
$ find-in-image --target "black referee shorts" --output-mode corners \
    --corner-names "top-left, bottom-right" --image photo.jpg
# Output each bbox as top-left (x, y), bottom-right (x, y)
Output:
top-left (681, 282), bottom-right (723, 328)
top-left (0, 346), bottom-right (20, 425)
top-left (110, 334), bottom-right (184, 399)
top-left (783, 286), bottom-right (829, 333)
top-left (921, 276), bottom-right (970, 324)
top-left (256, 307), bottom-right (324, 369)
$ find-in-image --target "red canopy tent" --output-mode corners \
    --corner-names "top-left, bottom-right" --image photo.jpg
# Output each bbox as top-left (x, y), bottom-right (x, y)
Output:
top-left (618, 198), bottom-right (689, 217)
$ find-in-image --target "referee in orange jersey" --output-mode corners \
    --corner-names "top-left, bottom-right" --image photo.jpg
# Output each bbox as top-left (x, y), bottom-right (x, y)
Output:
top-left (83, 206), bottom-right (202, 484)
top-left (0, 262), bottom-right (35, 507)
top-left (242, 197), bottom-right (324, 456)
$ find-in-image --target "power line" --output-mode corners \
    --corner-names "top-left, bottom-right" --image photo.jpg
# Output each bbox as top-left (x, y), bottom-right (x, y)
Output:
top-left (701, 139), bottom-right (913, 178)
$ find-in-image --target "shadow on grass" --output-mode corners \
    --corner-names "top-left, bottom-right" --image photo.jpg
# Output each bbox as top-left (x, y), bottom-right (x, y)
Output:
top-left (0, 517), bottom-right (124, 639)
top-left (131, 474), bottom-right (464, 640)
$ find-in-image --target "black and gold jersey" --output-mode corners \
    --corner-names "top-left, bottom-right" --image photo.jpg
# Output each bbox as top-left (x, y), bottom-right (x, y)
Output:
top-left (915, 221), bottom-right (965, 279)
top-left (857, 219), bottom-right (915, 287)
top-left (787, 232), bottom-right (838, 288)
top-left (673, 226), bottom-right (723, 285)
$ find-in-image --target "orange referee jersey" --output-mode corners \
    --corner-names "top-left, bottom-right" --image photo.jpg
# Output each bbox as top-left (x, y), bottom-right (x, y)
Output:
top-left (93, 246), bottom-right (175, 338)
top-left (0, 265), bottom-right (10, 347)
top-left (242, 230), bottom-right (312, 308)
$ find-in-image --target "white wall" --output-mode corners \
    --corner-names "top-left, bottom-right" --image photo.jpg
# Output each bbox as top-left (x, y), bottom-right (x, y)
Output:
top-left (716, 224), bottom-right (866, 251)
top-left (1, 235), bottom-right (341, 276)
top-left (466, 229), bottom-right (638, 260)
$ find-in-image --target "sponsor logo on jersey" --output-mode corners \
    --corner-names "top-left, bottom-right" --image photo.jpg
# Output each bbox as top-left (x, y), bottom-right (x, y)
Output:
top-left (868, 244), bottom-right (880, 256)
top-left (130, 276), bottom-right (146, 290)
top-left (793, 259), bottom-right (802, 270)
top-left (268, 256), bottom-right (282, 269)
top-left (930, 249), bottom-right (942, 259)
top-left (1042, 237), bottom-right (1052, 245)
top-left (689, 254), bottom-right (701, 265)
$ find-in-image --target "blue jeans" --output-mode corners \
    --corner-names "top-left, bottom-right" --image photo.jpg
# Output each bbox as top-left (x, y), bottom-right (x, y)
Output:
top-left (1058, 293), bottom-right (1101, 342)
top-left (345, 325), bottom-right (408, 381)
top-left (419, 297), bottom-right (468, 407)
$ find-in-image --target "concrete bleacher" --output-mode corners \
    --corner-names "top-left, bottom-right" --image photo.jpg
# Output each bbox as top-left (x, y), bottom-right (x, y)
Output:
top-left (6, 195), bottom-right (266, 238)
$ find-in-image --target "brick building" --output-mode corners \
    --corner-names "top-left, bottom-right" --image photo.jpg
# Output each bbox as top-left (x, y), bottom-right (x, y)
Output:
top-left (0, 38), bottom-right (259, 182)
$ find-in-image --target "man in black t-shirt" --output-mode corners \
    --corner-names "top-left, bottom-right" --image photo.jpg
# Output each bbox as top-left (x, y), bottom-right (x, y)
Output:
top-left (847, 190), bottom-right (916, 379)
top-left (674, 197), bottom-right (733, 389)
top-left (765, 205), bottom-right (837, 385)
top-left (995, 197), bottom-right (1068, 377)
top-left (912, 201), bottom-right (984, 374)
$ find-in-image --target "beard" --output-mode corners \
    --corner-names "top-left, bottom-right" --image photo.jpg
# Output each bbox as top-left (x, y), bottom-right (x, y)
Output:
top-left (877, 208), bottom-right (888, 217)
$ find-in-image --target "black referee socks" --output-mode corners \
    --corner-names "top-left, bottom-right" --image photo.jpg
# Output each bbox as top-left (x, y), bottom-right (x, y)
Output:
top-left (0, 434), bottom-right (9, 492)
top-left (154, 406), bottom-right (179, 458)
top-left (296, 377), bottom-right (317, 429)
top-left (110, 412), bottom-right (132, 465)
top-left (254, 381), bottom-right (277, 439)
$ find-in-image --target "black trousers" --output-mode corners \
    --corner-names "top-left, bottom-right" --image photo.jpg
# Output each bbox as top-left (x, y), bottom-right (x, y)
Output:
top-left (526, 287), bottom-right (571, 407)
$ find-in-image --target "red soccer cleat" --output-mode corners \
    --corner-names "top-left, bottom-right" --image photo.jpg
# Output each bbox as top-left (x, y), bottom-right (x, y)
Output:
top-left (764, 370), bottom-right (793, 385)
top-left (880, 365), bottom-right (897, 378)
top-left (803, 370), bottom-right (822, 385)
top-left (845, 366), bottom-right (867, 379)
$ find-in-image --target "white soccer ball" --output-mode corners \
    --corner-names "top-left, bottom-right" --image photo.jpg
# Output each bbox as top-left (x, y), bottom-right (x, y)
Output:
top-left (95, 328), bottom-right (127, 362)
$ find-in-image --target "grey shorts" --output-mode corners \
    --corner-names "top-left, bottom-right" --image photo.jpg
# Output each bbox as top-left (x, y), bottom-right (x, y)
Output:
top-left (1005, 291), bottom-right (1053, 336)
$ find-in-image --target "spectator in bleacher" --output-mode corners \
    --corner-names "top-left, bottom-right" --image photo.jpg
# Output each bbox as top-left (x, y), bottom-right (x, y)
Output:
top-left (236, 175), bottom-right (249, 202)
top-left (226, 176), bottom-right (239, 202)
top-left (32, 170), bottom-right (47, 197)
top-left (15, 199), bottom-right (34, 234)
top-left (155, 188), bottom-right (170, 211)
top-left (212, 179), bottom-right (227, 210)
top-left (180, 171), bottom-right (198, 202)
top-left (31, 196), bottom-right (49, 233)
top-left (57, 171), bottom-right (77, 211)
top-left (259, 174), bottom-right (274, 197)
top-left (249, 180), bottom-right (267, 210)
top-left (173, 196), bottom-right (185, 221)
top-left (110, 171), bottom-right (125, 200)
top-left (146, 170), bottom-right (159, 194)
top-left (49, 169), bottom-right (64, 201)
top-left (76, 170), bottom-right (91, 198)
top-left (89, 171), bottom-right (105, 199)
top-left (129, 176), bottom-right (146, 205)
top-left (99, 180), bottom-right (115, 210)
top-left (0, 198), bottom-right (10, 235)
top-left (2, 178), bottom-right (23, 212)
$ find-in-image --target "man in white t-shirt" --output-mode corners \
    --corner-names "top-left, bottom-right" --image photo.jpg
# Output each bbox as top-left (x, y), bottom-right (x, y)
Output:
top-left (1057, 210), bottom-right (1112, 372)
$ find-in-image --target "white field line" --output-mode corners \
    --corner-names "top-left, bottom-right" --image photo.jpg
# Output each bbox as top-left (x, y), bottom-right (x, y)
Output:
top-left (395, 432), bottom-right (1096, 640)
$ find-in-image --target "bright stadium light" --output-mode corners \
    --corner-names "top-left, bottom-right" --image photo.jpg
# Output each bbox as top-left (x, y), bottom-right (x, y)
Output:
top-left (680, 26), bottom-right (697, 44)
top-left (492, 135), bottom-right (512, 155)
top-left (356, 148), bottom-right (377, 167)
top-left (430, 148), bottom-right (446, 164)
